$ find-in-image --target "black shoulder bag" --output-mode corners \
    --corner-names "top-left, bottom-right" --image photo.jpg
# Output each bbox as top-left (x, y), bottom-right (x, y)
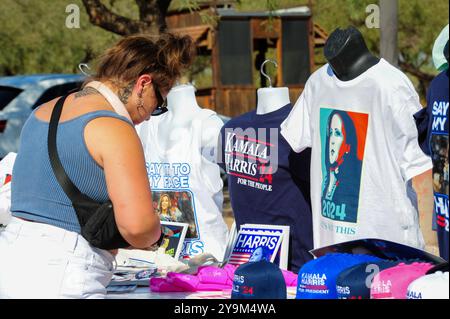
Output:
top-left (47, 94), bottom-right (131, 250)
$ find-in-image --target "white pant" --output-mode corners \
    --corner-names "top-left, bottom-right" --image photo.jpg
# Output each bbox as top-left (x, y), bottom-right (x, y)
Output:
top-left (0, 217), bottom-right (114, 299)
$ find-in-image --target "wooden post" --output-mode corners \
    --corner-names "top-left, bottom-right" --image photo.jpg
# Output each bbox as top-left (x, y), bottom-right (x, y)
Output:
top-left (211, 28), bottom-right (221, 113)
top-left (277, 19), bottom-right (283, 87)
top-left (308, 15), bottom-right (315, 74)
top-left (380, 0), bottom-right (398, 66)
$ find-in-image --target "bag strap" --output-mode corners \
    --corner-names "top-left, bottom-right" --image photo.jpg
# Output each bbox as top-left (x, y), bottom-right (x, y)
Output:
top-left (47, 94), bottom-right (84, 204)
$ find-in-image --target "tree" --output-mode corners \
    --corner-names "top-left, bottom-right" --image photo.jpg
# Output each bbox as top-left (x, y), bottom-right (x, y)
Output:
top-left (0, 0), bottom-right (447, 101)
top-left (81, 0), bottom-right (171, 35)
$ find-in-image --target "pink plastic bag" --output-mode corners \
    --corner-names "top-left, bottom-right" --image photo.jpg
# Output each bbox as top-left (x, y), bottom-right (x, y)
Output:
top-left (151, 263), bottom-right (296, 292)
top-left (149, 277), bottom-right (185, 292)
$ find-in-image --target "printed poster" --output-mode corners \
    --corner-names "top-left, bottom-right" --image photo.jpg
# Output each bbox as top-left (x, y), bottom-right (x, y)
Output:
top-left (160, 221), bottom-right (188, 260)
top-left (228, 229), bottom-right (283, 266)
top-left (430, 100), bottom-right (449, 236)
top-left (152, 190), bottom-right (198, 239)
top-left (240, 224), bottom-right (290, 270)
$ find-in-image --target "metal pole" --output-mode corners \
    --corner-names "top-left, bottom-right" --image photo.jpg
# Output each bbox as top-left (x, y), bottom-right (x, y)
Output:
top-left (380, 0), bottom-right (399, 66)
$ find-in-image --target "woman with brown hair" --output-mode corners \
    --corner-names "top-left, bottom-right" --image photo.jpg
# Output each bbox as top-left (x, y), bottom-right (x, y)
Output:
top-left (0, 33), bottom-right (195, 298)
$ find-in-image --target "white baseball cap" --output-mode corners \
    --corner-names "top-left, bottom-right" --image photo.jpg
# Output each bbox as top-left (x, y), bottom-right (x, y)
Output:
top-left (407, 271), bottom-right (449, 299)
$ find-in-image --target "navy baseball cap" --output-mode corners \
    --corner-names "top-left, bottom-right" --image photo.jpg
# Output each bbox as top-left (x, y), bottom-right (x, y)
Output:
top-left (231, 260), bottom-right (287, 299)
top-left (336, 260), bottom-right (401, 299)
top-left (296, 253), bottom-right (381, 299)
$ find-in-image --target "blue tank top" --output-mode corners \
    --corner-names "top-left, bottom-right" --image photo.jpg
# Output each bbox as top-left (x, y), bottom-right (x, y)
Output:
top-left (11, 108), bottom-right (133, 233)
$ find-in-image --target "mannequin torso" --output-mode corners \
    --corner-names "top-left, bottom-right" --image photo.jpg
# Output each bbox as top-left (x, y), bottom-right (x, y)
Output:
top-left (137, 84), bottom-right (228, 261)
top-left (156, 84), bottom-right (223, 162)
top-left (256, 87), bottom-right (290, 115)
top-left (324, 26), bottom-right (380, 81)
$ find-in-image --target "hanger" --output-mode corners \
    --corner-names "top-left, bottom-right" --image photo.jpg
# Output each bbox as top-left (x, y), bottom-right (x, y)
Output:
top-left (260, 59), bottom-right (278, 88)
top-left (78, 63), bottom-right (92, 76)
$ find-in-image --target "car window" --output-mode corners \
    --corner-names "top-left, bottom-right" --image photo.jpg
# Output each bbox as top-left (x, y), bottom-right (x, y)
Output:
top-left (0, 86), bottom-right (23, 111)
top-left (32, 81), bottom-right (83, 109)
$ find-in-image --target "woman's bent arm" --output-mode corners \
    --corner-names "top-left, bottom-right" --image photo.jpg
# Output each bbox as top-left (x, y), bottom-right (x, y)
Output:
top-left (85, 117), bottom-right (160, 249)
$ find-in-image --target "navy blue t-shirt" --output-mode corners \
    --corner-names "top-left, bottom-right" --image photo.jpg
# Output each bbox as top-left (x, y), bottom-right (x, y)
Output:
top-left (219, 104), bottom-right (313, 272)
top-left (426, 70), bottom-right (449, 261)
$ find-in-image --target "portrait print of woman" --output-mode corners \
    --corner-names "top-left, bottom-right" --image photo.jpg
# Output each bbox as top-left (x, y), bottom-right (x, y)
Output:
top-left (153, 191), bottom-right (199, 238)
top-left (158, 193), bottom-right (182, 222)
top-left (248, 246), bottom-right (271, 262)
top-left (321, 110), bottom-right (365, 223)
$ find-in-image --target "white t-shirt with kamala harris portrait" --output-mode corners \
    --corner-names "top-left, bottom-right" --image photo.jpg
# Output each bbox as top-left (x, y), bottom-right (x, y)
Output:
top-left (281, 58), bottom-right (433, 250)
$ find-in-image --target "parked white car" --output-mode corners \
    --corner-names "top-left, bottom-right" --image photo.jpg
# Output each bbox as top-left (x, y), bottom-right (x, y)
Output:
top-left (0, 74), bottom-right (85, 159)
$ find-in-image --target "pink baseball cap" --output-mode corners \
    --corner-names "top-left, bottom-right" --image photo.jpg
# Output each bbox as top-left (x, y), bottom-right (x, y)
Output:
top-left (370, 262), bottom-right (434, 299)
top-left (281, 269), bottom-right (298, 287)
top-left (197, 264), bottom-right (236, 286)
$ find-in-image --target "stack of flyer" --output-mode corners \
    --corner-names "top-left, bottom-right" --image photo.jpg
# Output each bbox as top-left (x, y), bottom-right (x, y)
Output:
top-left (225, 224), bottom-right (290, 270)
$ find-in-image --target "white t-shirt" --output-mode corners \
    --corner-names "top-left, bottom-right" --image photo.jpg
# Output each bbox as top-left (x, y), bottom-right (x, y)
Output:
top-left (136, 109), bottom-right (229, 262)
top-left (0, 152), bottom-right (16, 225)
top-left (281, 59), bottom-right (433, 250)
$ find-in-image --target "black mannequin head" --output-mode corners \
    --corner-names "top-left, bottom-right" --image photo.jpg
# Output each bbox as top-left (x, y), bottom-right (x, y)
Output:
top-left (324, 26), bottom-right (380, 81)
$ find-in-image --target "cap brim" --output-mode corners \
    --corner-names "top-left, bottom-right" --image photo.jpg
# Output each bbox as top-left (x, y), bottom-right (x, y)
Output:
top-left (310, 238), bottom-right (446, 264)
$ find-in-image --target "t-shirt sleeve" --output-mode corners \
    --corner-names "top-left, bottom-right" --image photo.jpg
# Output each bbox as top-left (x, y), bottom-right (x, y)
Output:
top-left (280, 83), bottom-right (313, 153)
top-left (217, 125), bottom-right (226, 171)
top-left (392, 90), bottom-right (433, 181)
top-left (413, 106), bottom-right (431, 156)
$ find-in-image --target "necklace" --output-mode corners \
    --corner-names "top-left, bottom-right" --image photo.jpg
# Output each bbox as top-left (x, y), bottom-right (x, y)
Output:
top-left (326, 173), bottom-right (339, 200)
top-left (84, 81), bottom-right (132, 122)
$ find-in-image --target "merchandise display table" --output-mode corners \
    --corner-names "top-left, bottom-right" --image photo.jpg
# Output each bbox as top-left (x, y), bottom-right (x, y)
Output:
top-left (107, 287), bottom-right (298, 299)
top-left (107, 288), bottom-right (230, 299)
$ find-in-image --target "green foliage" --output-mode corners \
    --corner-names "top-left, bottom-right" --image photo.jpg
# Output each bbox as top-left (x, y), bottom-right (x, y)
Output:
top-left (233, 0), bottom-right (448, 75)
top-left (173, 0), bottom-right (201, 11)
top-left (314, 0), bottom-right (448, 71)
top-left (0, 0), bottom-right (120, 75)
top-left (0, 0), bottom-right (448, 99)
top-left (313, 0), bottom-right (448, 99)
top-left (231, 0), bottom-right (449, 99)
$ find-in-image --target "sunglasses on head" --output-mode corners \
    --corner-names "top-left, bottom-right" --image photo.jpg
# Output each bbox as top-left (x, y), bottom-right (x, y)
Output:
top-left (152, 84), bottom-right (168, 116)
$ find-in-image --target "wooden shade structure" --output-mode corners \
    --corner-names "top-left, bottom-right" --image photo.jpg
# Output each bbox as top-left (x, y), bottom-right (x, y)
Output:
top-left (167, 4), bottom-right (325, 117)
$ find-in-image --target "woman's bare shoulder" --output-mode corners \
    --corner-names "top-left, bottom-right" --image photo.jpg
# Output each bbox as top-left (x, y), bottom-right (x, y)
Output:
top-left (82, 115), bottom-right (140, 168)
top-left (34, 93), bottom-right (114, 123)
